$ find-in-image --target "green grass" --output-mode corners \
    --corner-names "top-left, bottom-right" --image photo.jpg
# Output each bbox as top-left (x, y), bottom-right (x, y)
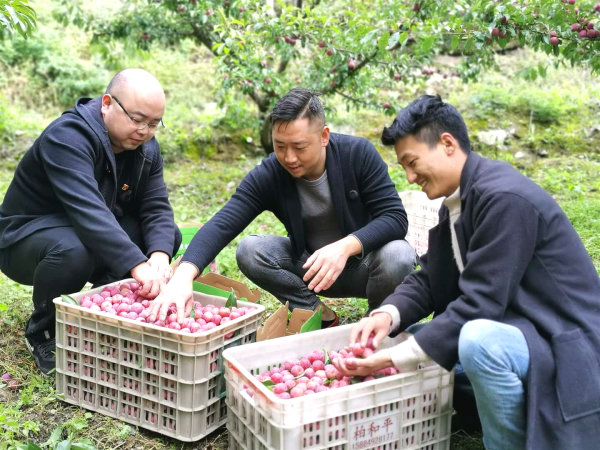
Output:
top-left (2, 103), bottom-right (600, 450)
top-left (1, 143), bottom-right (596, 448)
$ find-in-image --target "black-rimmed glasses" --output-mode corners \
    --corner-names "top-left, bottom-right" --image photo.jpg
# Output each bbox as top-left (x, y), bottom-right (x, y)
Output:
top-left (111, 95), bottom-right (165, 131)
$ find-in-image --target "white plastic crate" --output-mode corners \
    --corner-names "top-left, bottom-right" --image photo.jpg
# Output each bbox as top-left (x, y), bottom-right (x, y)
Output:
top-left (223, 324), bottom-right (454, 450)
top-left (399, 190), bottom-right (442, 256)
top-left (54, 279), bottom-right (264, 442)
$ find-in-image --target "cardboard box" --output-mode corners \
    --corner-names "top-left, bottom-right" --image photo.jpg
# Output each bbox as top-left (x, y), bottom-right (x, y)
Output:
top-left (256, 302), bottom-right (321, 341)
top-left (195, 272), bottom-right (261, 303)
top-left (175, 222), bottom-right (204, 259)
top-left (171, 256), bottom-right (261, 303)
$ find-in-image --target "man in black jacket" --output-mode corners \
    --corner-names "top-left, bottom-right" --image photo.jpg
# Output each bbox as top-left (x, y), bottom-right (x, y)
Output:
top-left (335, 95), bottom-right (600, 449)
top-left (0, 69), bottom-right (181, 376)
top-left (148, 88), bottom-right (416, 326)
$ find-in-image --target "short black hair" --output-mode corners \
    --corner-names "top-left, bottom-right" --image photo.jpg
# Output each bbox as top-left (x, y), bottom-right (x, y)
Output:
top-left (269, 88), bottom-right (325, 127)
top-left (381, 95), bottom-right (471, 153)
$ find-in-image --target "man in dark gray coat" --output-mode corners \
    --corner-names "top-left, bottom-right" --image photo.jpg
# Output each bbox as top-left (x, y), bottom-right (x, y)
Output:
top-left (336, 95), bottom-right (600, 449)
top-left (0, 69), bottom-right (181, 376)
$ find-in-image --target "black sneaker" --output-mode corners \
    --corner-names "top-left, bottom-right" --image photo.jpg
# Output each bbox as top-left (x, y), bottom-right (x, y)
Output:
top-left (25, 336), bottom-right (56, 377)
top-left (321, 311), bottom-right (339, 329)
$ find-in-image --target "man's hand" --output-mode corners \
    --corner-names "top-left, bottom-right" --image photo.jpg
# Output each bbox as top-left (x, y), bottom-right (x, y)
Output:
top-left (333, 348), bottom-right (393, 377)
top-left (130, 261), bottom-right (164, 299)
top-left (147, 262), bottom-right (198, 324)
top-left (350, 313), bottom-right (393, 350)
top-left (148, 251), bottom-right (173, 283)
top-left (302, 235), bottom-right (362, 293)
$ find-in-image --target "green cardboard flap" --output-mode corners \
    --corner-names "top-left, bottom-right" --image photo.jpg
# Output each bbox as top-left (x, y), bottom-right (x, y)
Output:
top-left (174, 226), bottom-right (200, 258)
top-left (299, 306), bottom-right (322, 333)
top-left (193, 281), bottom-right (230, 298)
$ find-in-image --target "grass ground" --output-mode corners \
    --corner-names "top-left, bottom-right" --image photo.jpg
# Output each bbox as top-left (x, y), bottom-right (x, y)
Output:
top-left (1, 141), bottom-right (598, 448)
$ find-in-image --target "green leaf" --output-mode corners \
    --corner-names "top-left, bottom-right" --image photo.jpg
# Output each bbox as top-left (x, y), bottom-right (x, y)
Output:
top-left (378, 33), bottom-right (389, 51)
top-left (398, 31), bottom-right (409, 46)
top-left (45, 425), bottom-right (63, 447)
top-left (387, 32), bottom-right (400, 49)
top-left (323, 348), bottom-right (331, 365)
top-left (537, 64), bottom-right (547, 78)
top-left (360, 28), bottom-right (378, 45)
top-left (0, 303), bottom-right (7, 311)
top-left (350, 376), bottom-right (363, 384)
top-left (115, 424), bottom-right (132, 439)
top-left (70, 442), bottom-right (96, 450)
top-left (450, 35), bottom-right (460, 51)
top-left (16, 444), bottom-right (43, 450)
top-left (463, 37), bottom-right (475, 53)
top-left (262, 379), bottom-right (275, 390)
top-left (420, 35), bottom-right (436, 53)
top-left (61, 295), bottom-right (79, 305)
top-left (225, 289), bottom-right (238, 308)
top-left (56, 440), bottom-right (72, 450)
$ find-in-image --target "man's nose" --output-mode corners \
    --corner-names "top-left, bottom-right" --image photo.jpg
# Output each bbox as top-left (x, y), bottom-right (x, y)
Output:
top-left (284, 149), bottom-right (298, 163)
top-left (405, 168), bottom-right (418, 184)
top-left (135, 125), bottom-right (149, 136)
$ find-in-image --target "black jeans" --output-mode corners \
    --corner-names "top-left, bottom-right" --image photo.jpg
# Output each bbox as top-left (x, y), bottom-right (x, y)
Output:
top-left (0, 216), bottom-right (181, 342)
top-left (236, 235), bottom-right (417, 312)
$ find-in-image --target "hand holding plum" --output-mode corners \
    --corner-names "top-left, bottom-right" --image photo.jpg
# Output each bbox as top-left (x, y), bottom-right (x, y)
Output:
top-left (147, 262), bottom-right (198, 323)
top-left (349, 312), bottom-right (392, 350)
top-left (130, 261), bottom-right (164, 298)
top-left (333, 346), bottom-right (393, 377)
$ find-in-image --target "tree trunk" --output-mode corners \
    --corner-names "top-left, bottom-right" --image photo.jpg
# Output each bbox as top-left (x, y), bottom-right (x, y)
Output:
top-left (260, 118), bottom-right (274, 154)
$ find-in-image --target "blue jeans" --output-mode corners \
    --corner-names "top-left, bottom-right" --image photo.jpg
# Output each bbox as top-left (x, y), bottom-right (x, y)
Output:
top-left (459, 319), bottom-right (529, 450)
top-left (235, 235), bottom-right (417, 311)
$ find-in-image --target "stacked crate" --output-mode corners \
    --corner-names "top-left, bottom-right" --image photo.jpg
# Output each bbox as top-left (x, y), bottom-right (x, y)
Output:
top-left (54, 281), bottom-right (264, 441)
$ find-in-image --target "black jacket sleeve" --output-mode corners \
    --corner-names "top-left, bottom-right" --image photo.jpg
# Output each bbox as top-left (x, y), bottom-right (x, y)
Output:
top-left (181, 162), bottom-right (271, 272)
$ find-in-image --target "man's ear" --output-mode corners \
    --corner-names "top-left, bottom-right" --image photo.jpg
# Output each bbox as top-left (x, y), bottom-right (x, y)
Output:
top-left (440, 132), bottom-right (460, 156)
top-left (101, 94), bottom-right (112, 107)
top-left (321, 126), bottom-right (330, 148)
top-left (100, 94), bottom-right (112, 115)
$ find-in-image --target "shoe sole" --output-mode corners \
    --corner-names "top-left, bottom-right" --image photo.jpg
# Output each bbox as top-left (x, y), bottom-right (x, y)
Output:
top-left (24, 337), bottom-right (53, 378)
top-left (322, 314), bottom-right (340, 329)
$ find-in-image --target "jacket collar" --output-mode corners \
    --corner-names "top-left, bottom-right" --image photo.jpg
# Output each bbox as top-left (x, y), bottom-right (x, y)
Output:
top-left (459, 151), bottom-right (483, 203)
top-left (324, 136), bottom-right (347, 232)
top-left (74, 97), bottom-right (111, 149)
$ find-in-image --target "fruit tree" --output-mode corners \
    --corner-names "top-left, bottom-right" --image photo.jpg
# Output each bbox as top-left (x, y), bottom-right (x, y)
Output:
top-left (58, 0), bottom-right (600, 152)
top-left (0, 0), bottom-right (36, 37)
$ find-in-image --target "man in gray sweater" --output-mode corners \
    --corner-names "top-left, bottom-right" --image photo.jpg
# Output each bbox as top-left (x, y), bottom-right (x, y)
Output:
top-left (149, 88), bottom-right (416, 327)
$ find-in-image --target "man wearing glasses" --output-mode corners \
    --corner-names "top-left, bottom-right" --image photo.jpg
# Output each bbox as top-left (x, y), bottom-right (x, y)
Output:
top-left (0, 68), bottom-right (181, 376)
